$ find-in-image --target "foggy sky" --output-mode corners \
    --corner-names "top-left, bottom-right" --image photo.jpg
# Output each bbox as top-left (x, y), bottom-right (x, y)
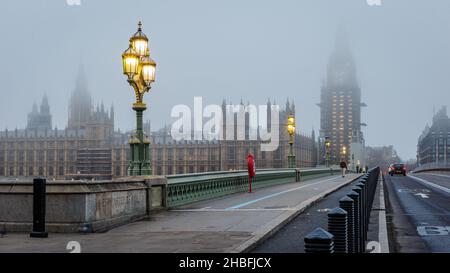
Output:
top-left (1, 0), bottom-right (450, 160)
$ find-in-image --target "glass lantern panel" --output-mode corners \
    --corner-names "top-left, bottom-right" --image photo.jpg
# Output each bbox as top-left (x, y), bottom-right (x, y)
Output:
top-left (133, 39), bottom-right (148, 56)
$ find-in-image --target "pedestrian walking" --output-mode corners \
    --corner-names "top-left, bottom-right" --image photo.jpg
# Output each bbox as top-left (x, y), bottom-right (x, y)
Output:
top-left (340, 161), bottom-right (347, 178)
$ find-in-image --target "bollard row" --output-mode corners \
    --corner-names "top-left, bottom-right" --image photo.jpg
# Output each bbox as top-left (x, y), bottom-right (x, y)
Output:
top-left (304, 167), bottom-right (380, 253)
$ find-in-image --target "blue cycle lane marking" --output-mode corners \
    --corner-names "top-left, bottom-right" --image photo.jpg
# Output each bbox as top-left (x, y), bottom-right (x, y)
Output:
top-left (225, 176), bottom-right (340, 210)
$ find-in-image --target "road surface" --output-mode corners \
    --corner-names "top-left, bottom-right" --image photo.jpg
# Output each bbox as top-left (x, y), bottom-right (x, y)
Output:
top-left (252, 178), bottom-right (360, 253)
top-left (384, 173), bottom-right (450, 253)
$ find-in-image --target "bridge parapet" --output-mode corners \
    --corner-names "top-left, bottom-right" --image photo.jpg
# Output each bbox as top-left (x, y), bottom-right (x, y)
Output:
top-left (412, 162), bottom-right (450, 173)
top-left (0, 176), bottom-right (168, 233)
top-left (0, 168), bottom-right (336, 233)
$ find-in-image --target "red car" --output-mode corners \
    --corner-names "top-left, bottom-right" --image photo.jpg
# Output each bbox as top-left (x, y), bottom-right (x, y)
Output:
top-left (388, 163), bottom-right (406, 176)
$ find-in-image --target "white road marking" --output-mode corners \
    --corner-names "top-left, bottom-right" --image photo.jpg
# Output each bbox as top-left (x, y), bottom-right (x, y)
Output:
top-left (410, 175), bottom-right (450, 194)
top-left (417, 226), bottom-right (450, 236)
top-left (414, 193), bottom-right (430, 199)
top-left (366, 241), bottom-right (381, 253)
top-left (66, 241), bottom-right (82, 253)
top-left (419, 173), bottom-right (450, 179)
top-left (225, 176), bottom-right (341, 210)
top-left (172, 208), bottom-right (297, 212)
top-left (398, 188), bottom-right (430, 194)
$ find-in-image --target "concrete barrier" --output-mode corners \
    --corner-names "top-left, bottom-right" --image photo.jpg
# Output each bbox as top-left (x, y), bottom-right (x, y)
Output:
top-left (0, 176), bottom-right (167, 233)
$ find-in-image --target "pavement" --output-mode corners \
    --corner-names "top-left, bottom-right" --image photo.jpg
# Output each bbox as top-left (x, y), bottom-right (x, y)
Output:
top-left (384, 172), bottom-right (450, 253)
top-left (0, 173), bottom-right (360, 253)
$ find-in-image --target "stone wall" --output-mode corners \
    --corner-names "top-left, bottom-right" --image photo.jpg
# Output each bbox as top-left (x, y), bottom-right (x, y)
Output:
top-left (0, 176), bottom-right (167, 233)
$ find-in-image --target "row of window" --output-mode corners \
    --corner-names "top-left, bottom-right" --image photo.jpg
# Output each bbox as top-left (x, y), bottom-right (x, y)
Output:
top-left (0, 140), bottom-right (106, 150)
top-left (0, 166), bottom-right (74, 177)
top-left (0, 150), bottom-right (76, 162)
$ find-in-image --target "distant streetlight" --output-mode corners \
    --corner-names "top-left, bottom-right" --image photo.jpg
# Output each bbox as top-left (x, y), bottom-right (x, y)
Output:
top-left (341, 146), bottom-right (347, 162)
top-left (287, 113), bottom-right (296, 168)
top-left (122, 21), bottom-right (157, 176)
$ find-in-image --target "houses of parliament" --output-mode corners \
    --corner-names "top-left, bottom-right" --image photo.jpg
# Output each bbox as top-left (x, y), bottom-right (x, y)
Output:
top-left (0, 72), bottom-right (318, 180)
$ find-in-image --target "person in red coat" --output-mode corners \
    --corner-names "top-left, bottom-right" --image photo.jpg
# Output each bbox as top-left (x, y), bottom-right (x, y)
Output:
top-left (247, 154), bottom-right (256, 193)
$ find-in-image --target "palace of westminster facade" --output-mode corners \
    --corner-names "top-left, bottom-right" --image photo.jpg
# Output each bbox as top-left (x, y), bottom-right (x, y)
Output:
top-left (0, 76), bottom-right (318, 180)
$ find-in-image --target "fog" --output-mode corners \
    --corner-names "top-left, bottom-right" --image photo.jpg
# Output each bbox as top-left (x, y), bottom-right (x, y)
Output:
top-left (1, 0), bottom-right (450, 160)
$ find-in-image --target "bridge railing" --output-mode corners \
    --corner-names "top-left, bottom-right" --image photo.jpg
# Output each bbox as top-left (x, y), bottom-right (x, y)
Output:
top-left (166, 168), bottom-right (337, 207)
top-left (412, 162), bottom-right (450, 173)
top-left (303, 167), bottom-right (380, 253)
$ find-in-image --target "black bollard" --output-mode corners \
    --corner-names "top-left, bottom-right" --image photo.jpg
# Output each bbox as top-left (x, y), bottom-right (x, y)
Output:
top-left (364, 176), bottom-right (374, 225)
top-left (339, 196), bottom-right (355, 253)
top-left (370, 169), bottom-right (380, 208)
top-left (347, 190), bottom-right (360, 253)
top-left (360, 179), bottom-right (370, 234)
top-left (304, 227), bottom-right (334, 253)
top-left (352, 185), bottom-right (364, 252)
top-left (30, 178), bottom-right (48, 238)
top-left (328, 207), bottom-right (348, 253)
top-left (356, 182), bottom-right (367, 243)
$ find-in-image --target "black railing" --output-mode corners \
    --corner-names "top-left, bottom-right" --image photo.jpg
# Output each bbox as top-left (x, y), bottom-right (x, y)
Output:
top-left (304, 167), bottom-right (380, 253)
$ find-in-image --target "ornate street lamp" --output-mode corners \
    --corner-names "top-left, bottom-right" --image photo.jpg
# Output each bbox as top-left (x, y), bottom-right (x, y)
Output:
top-left (287, 113), bottom-right (296, 168)
top-left (324, 136), bottom-right (331, 167)
top-left (122, 21), bottom-right (157, 176)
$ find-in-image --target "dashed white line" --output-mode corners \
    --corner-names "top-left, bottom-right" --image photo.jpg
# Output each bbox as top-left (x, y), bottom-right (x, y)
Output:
top-left (409, 175), bottom-right (450, 194)
top-left (419, 173), bottom-right (450, 179)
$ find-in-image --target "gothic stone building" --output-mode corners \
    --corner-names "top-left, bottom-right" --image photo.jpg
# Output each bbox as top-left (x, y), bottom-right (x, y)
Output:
top-left (148, 100), bottom-right (318, 175)
top-left (0, 72), bottom-right (119, 180)
top-left (0, 76), bottom-right (318, 180)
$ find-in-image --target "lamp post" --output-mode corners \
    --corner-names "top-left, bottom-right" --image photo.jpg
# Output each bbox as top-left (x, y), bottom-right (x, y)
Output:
top-left (325, 136), bottom-right (331, 168)
top-left (287, 113), bottom-right (296, 168)
top-left (341, 146), bottom-right (347, 163)
top-left (122, 21), bottom-right (157, 176)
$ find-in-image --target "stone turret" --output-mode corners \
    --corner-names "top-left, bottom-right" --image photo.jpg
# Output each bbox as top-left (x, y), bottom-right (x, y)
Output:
top-left (27, 95), bottom-right (52, 131)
